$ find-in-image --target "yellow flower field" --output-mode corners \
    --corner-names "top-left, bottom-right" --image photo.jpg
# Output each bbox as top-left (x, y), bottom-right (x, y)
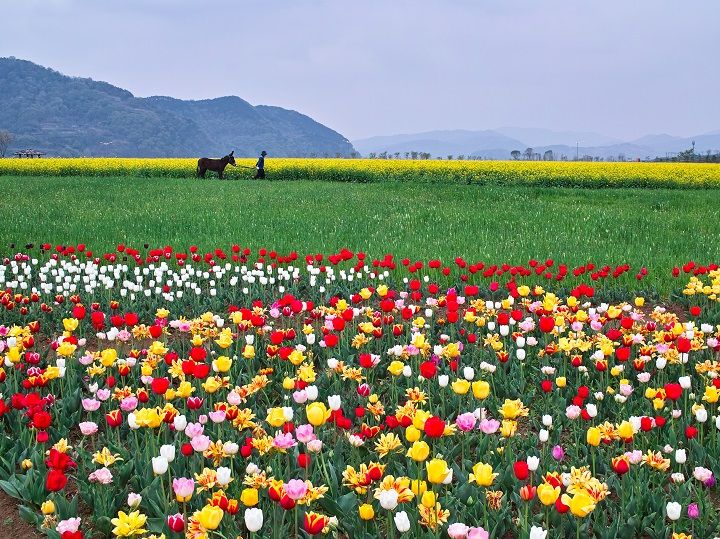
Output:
top-left (1, 158), bottom-right (719, 188)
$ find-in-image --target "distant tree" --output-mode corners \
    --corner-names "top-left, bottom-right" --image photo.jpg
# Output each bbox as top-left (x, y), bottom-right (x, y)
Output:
top-left (379, 151), bottom-right (388, 159)
top-left (410, 151), bottom-right (418, 160)
top-left (420, 152), bottom-right (431, 160)
top-left (543, 150), bottom-right (554, 161)
top-left (0, 131), bottom-right (11, 157)
top-left (404, 152), bottom-right (410, 159)
top-left (523, 147), bottom-right (533, 160)
top-left (510, 150), bottom-right (521, 160)
top-left (393, 152), bottom-right (400, 159)
top-left (617, 153), bottom-right (625, 162)
top-left (368, 152), bottom-right (377, 159)
top-left (447, 155), bottom-right (454, 160)
top-left (335, 153), bottom-right (342, 158)
top-left (457, 154), bottom-right (465, 160)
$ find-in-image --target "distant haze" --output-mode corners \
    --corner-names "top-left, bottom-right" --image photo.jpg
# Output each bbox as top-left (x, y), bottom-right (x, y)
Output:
top-left (1, 0), bottom-right (718, 141)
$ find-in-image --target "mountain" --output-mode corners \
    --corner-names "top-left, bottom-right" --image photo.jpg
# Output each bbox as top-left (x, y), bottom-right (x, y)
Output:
top-left (494, 127), bottom-right (622, 148)
top-left (0, 57), bottom-right (354, 157)
top-left (353, 128), bottom-right (720, 160)
top-left (352, 129), bottom-right (525, 157)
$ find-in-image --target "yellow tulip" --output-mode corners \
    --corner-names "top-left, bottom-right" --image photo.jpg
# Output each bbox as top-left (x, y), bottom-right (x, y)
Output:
top-left (405, 425), bottom-right (421, 443)
top-left (406, 441), bottom-right (430, 462)
top-left (617, 421), bottom-right (634, 440)
top-left (412, 409), bottom-right (430, 430)
top-left (537, 483), bottom-right (560, 506)
top-left (500, 419), bottom-right (517, 438)
top-left (387, 360), bottom-right (405, 376)
top-left (213, 355), bottom-right (232, 373)
top-left (62, 318), bottom-right (79, 332)
top-left (359, 503), bottom-right (375, 520)
top-left (240, 488), bottom-right (259, 507)
top-left (703, 385), bottom-right (720, 404)
top-left (426, 458), bottom-right (451, 484)
top-left (468, 462), bottom-right (497, 487)
top-left (586, 427), bottom-right (601, 447)
top-left (197, 505), bottom-right (224, 530)
top-left (41, 500), bottom-right (56, 515)
top-left (410, 479), bottom-right (427, 496)
top-left (451, 379), bottom-right (470, 395)
top-left (420, 490), bottom-right (436, 508)
top-left (306, 402), bottom-right (330, 427)
top-left (472, 380), bottom-right (490, 399)
top-left (562, 492), bottom-right (596, 518)
top-left (266, 408), bottom-right (287, 428)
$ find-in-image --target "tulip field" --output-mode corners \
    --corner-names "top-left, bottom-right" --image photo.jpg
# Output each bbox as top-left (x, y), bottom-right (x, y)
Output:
top-left (0, 161), bottom-right (719, 539)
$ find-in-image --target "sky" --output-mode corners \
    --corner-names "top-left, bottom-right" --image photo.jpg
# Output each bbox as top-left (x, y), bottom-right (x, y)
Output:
top-left (1, 0), bottom-right (718, 141)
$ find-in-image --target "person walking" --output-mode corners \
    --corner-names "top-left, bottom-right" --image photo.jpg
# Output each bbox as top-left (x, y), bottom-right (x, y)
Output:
top-left (254, 150), bottom-right (267, 179)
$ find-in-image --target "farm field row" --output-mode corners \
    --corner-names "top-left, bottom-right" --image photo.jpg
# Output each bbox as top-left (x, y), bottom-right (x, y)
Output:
top-left (1, 158), bottom-right (720, 188)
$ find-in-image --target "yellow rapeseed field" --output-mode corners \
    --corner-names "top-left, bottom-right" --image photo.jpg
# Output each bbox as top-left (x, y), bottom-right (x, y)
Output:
top-left (1, 157), bottom-right (719, 188)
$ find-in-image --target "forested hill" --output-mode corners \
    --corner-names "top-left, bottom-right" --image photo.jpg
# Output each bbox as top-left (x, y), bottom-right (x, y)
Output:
top-left (0, 57), bottom-right (355, 157)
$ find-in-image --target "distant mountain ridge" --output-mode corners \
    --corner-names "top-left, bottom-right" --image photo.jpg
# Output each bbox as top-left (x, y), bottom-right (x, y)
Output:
top-left (354, 128), bottom-right (720, 160)
top-left (0, 57), bottom-right (355, 157)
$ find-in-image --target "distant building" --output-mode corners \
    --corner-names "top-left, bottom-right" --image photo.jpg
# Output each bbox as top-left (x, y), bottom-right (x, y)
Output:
top-left (13, 149), bottom-right (46, 158)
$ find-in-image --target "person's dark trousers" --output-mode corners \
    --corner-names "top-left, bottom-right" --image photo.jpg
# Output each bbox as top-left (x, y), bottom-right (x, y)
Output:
top-left (254, 169), bottom-right (265, 179)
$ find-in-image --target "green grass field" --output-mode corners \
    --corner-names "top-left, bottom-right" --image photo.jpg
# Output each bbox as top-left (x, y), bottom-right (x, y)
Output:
top-left (1, 175), bottom-right (719, 293)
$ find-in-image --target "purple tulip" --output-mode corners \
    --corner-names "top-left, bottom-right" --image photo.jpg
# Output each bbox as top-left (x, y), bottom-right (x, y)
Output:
top-left (687, 503), bottom-right (700, 519)
top-left (551, 445), bottom-right (565, 461)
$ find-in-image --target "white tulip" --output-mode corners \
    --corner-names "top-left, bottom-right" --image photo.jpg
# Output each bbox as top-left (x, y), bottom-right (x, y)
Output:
top-left (526, 455), bottom-right (540, 472)
top-left (173, 415), bottom-right (187, 432)
top-left (394, 511), bottom-right (411, 533)
top-left (305, 385), bottom-right (318, 400)
top-left (216, 467), bottom-right (232, 486)
top-left (438, 375), bottom-right (449, 388)
top-left (675, 449), bottom-right (687, 464)
top-left (666, 501), bottom-right (682, 521)
top-left (530, 526), bottom-right (548, 539)
top-left (159, 444), bottom-right (175, 462)
top-left (328, 395), bottom-right (342, 411)
top-left (379, 489), bottom-right (399, 510)
top-left (151, 456), bottom-right (168, 475)
top-left (244, 508), bottom-right (264, 532)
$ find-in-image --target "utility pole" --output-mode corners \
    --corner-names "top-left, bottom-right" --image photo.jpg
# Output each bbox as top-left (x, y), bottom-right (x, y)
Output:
top-left (576, 142), bottom-right (579, 161)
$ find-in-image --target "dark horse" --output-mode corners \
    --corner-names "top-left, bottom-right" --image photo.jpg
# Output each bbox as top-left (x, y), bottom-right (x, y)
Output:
top-left (197, 151), bottom-right (236, 179)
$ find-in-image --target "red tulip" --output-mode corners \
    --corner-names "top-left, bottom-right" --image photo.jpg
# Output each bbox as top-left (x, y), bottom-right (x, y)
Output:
top-left (46, 469), bottom-right (68, 492)
top-left (513, 460), bottom-right (530, 481)
top-left (423, 416), bottom-right (446, 438)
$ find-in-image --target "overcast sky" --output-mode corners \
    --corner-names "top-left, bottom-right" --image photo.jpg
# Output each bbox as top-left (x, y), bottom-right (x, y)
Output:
top-left (1, 0), bottom-right (718, 140)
